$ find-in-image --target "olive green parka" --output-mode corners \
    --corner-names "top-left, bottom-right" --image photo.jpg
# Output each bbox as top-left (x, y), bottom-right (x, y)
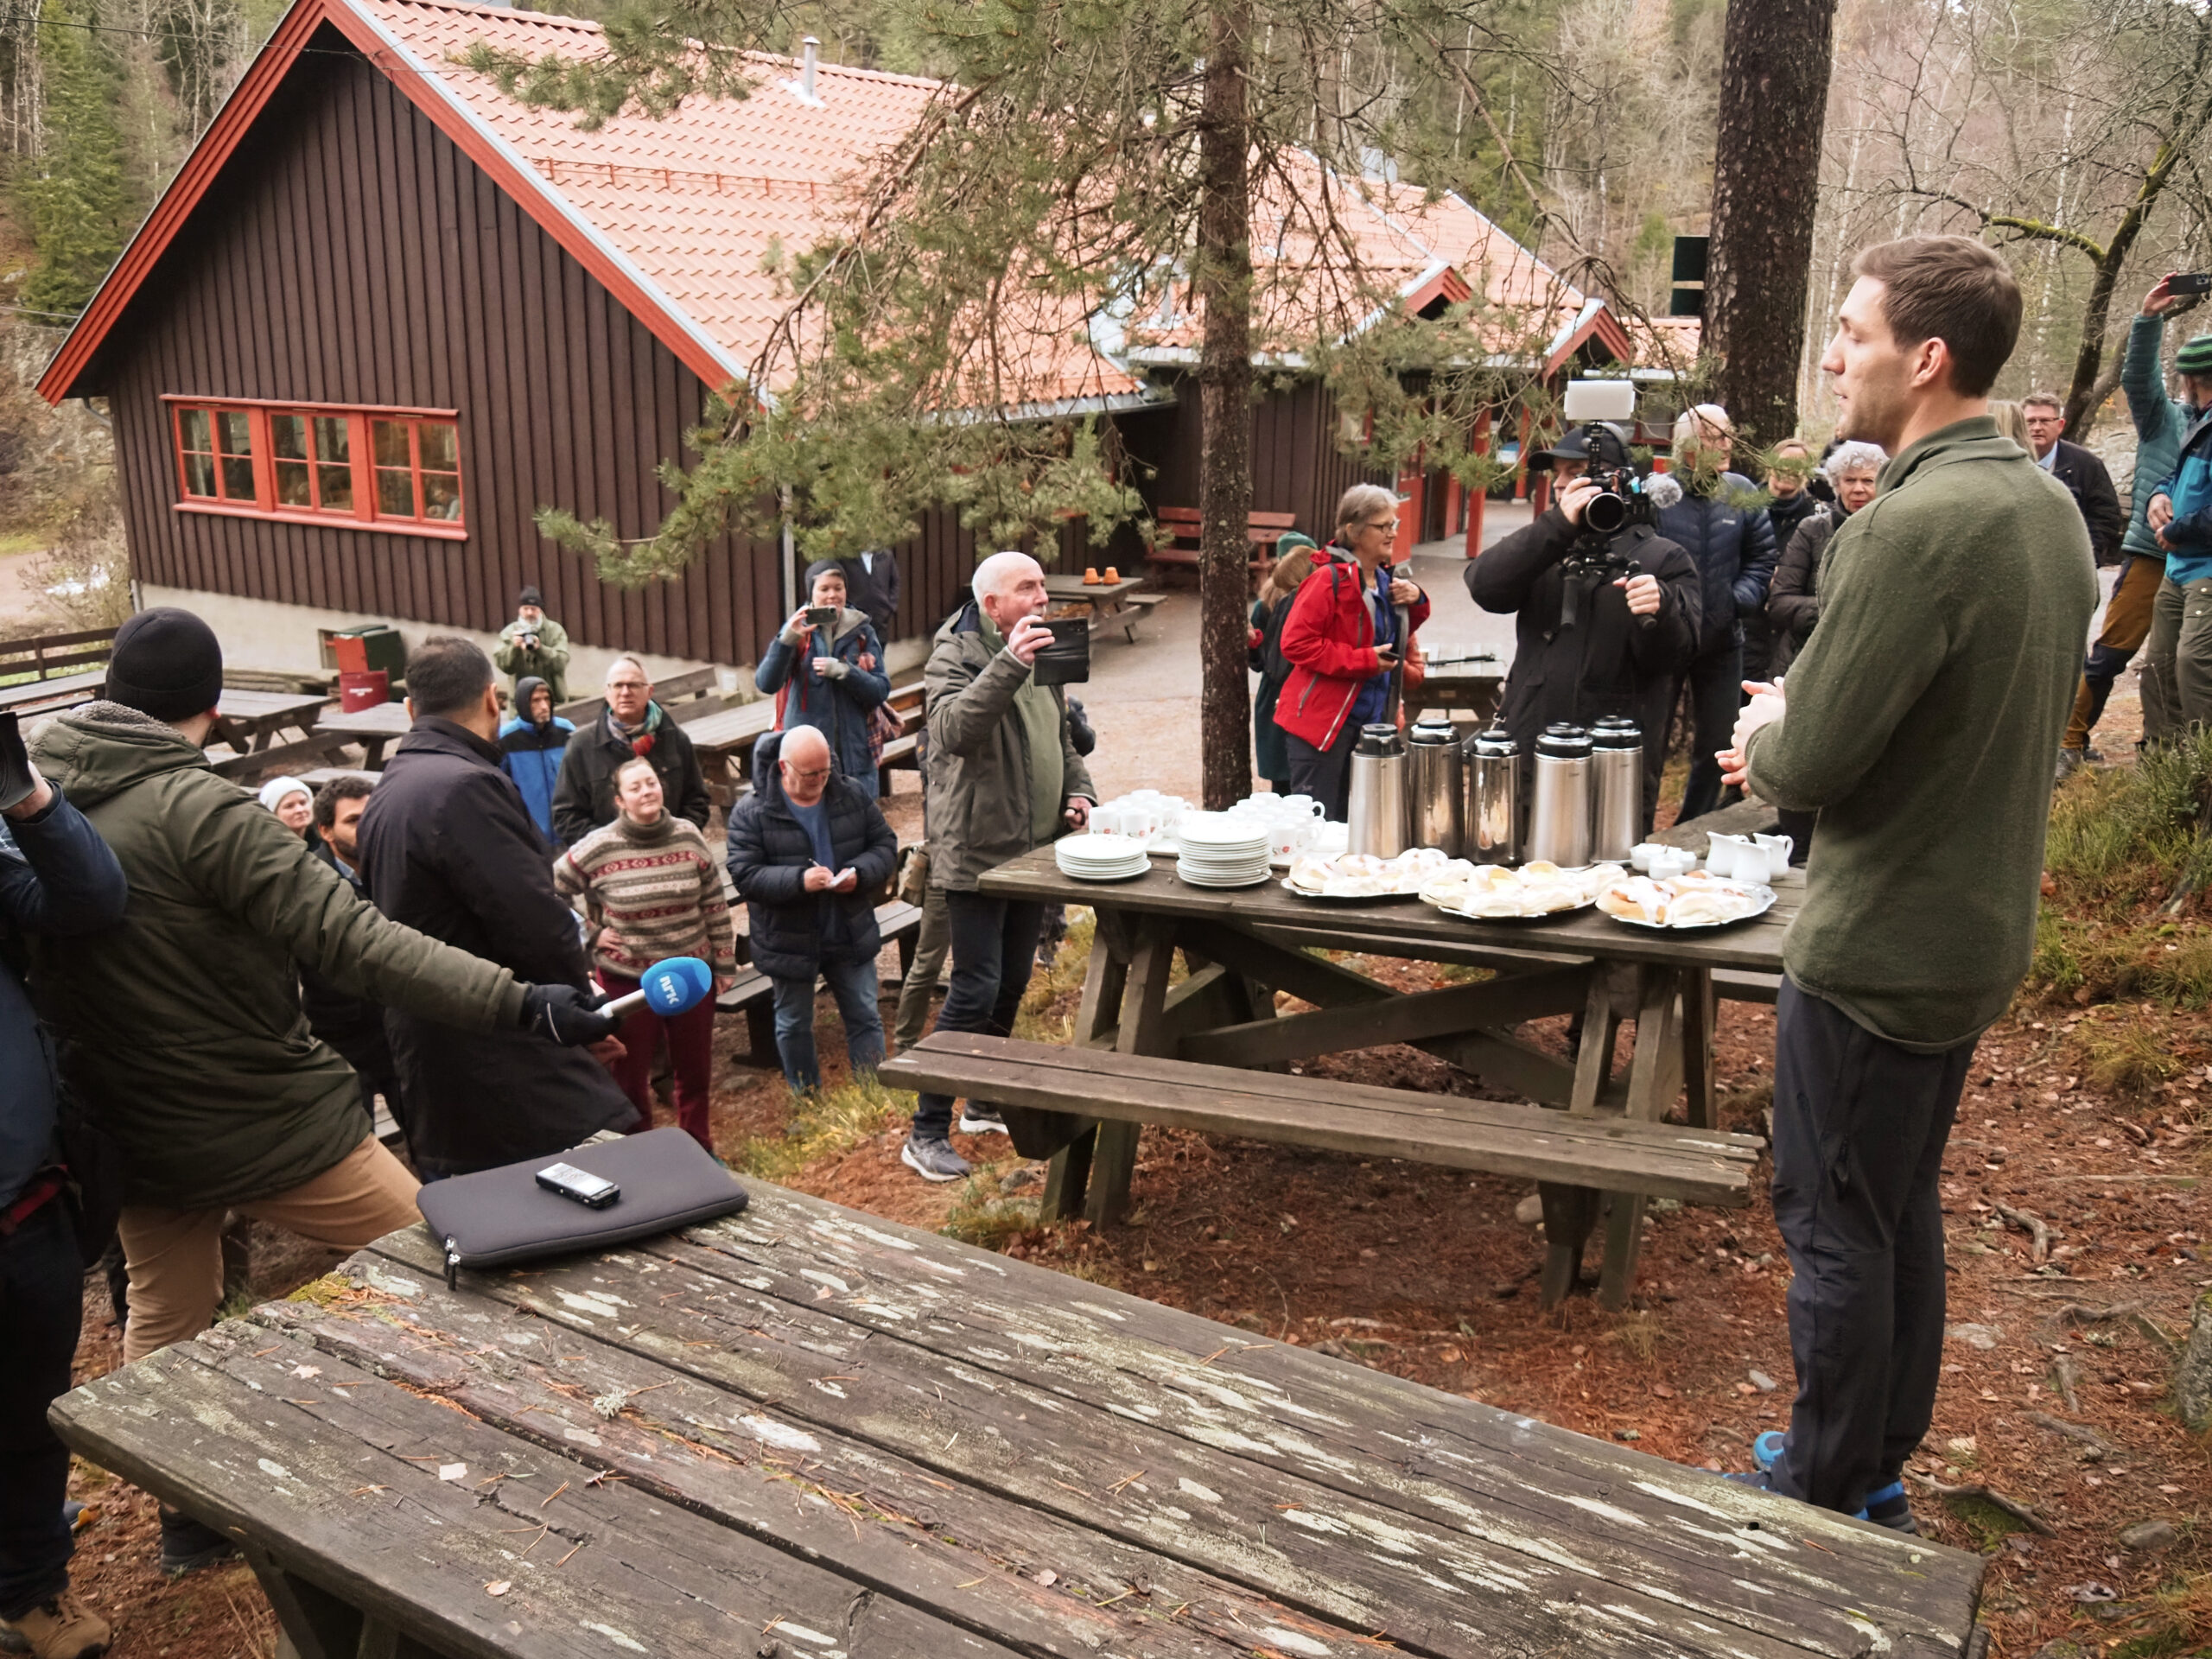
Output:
top-left (29, 702), bottom-right (525, 1208)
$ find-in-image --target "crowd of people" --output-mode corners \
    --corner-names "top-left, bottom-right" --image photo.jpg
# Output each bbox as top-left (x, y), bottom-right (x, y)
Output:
top-left (2, 223), bottom-right (2198, 1656)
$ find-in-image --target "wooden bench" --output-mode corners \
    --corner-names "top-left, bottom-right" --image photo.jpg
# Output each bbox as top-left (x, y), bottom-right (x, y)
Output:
top-left (718, 899), bottom-right (926, 1065)
top-left (882, 1032), bottom-right (1763, 1210)
top-left (1147, 506), bottom-right (1299, 586)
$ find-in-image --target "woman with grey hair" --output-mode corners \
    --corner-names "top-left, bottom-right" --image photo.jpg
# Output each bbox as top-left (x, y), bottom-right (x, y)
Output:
top-left (1763, 439), bottom-right (1885, 865)
top-left (1270, 484), bottom-right (1430, 818)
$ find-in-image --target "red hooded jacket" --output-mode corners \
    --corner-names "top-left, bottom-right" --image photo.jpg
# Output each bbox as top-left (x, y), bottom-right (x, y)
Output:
top-left (1271, 546), bottom-right (1433, 749)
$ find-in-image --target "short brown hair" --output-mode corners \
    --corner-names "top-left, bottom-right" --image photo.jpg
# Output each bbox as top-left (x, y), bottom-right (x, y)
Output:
top-left (1851, 236), bottom-right (2022, 397)
top-left (2021, 390), bottom-right (2064, 413)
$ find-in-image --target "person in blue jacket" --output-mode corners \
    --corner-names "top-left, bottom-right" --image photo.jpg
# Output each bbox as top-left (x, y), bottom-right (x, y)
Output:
top-left (2129, 287), bottom-right (2212, 747)
top-left (756, 560), bottom-right (891, 795)
top-left (1655, 404), bottom-right (1779, 822)
top-left (498, 676), bottom-right (573, 848)
top-left (0, 732), bottom-right (129, 1659)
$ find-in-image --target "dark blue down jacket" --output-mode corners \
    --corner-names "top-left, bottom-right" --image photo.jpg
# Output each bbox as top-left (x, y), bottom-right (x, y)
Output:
top-left (1656, 471), bottom-right (1780, 657)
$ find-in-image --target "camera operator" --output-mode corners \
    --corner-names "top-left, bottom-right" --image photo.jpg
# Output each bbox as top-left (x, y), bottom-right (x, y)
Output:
top-left (1466, 426), bottom-right (1703, 832)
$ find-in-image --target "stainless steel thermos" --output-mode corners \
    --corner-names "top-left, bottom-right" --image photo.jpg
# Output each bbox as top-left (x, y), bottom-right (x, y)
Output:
top-left (1407, 716), bottom-right (1463, 855)
top-left (1346, 722), bottom-right (1409, 857)
top-left (1528, 723), bottom-right (1592, 868)
top-left (1589, 715), bottom-right (1643, 863)
top-left (1464, 727), bottom-right (1520, 865)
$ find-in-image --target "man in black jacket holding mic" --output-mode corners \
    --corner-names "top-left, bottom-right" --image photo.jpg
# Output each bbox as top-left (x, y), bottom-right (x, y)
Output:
top-left (1468, 423), bottom-right (1704, 831)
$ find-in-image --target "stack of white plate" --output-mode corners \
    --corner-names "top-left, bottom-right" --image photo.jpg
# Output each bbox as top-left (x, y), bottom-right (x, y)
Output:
top-left (1055, 834), bottom-right (1151, 882)
top-left (1173, 813), bottom-right (1272, 888)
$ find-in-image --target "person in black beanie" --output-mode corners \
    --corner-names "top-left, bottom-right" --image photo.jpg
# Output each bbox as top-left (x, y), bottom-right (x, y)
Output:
top-left (28, 609), bottom-right (618, 1580)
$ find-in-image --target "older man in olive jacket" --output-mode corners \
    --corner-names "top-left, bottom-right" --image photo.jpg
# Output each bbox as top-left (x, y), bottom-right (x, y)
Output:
top-left (29, 613), bottom-right (613, 1374)
top-left (901, 552), bottom-right (1095, 1182)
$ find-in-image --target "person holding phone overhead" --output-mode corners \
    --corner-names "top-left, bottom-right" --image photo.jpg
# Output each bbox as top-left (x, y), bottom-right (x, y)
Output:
top-left (1271, 485), bottom-right (1429, 821)
top-left (756, 561), bottom-right (892, 797)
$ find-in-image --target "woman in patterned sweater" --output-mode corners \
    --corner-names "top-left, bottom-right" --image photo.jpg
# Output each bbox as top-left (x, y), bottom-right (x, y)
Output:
top-left (555, 756), bottom-right (736, 1151)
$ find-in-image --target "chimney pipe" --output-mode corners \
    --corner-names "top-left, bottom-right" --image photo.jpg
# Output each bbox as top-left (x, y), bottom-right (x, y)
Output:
top-left (802, 36), bottom-right (819, 100)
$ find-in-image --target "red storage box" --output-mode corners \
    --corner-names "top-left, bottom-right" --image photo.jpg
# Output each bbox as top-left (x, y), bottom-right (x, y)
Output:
top-left (332, 635), bottom-right (369, 674)
top-left (339, 670), bottom-right (389, 711)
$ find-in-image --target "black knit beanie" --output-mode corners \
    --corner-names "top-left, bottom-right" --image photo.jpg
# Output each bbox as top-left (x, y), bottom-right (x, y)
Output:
top-left (803, 558), bottom-right (846, 593)
top-left (107, 607), bottom-right (224, 721)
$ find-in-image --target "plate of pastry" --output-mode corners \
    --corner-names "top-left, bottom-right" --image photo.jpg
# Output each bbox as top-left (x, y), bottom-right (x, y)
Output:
top-left (1282, 848), bottom-right (1455, 901)
top-left (1420, 860), bottom-right (1626, 920)
top-left (1595, 872), bottom-right (1776, 931)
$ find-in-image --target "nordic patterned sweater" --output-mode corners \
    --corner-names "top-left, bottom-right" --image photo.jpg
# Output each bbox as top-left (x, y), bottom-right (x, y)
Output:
top-left (554, 811), bottom-right (736, 985)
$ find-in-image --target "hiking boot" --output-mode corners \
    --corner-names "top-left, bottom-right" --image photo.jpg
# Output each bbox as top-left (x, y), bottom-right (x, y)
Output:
top-left (901, 1135), bottom-right (971, 1183)
top-left (2056, 747), bottom-right (2085, 780)
top-left (0, 1592), bottom-right (111, 1659)
top-left (957, 1105), bottom-right (1009, 1136)
top-left (157, 1508), bottom-right (237, 1578)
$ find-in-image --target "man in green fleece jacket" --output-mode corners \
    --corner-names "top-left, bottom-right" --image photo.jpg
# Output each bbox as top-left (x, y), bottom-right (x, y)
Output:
top-left (1719, 238), bottom-right (2097, 1529)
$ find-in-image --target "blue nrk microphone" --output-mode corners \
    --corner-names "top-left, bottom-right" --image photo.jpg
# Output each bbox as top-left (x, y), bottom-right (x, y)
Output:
top-left (599, 956), bottom-right (714, 1021)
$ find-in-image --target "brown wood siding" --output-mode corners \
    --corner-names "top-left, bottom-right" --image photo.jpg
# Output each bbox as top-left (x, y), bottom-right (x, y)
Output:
top-left (89, 32), bottom-right (817, 663)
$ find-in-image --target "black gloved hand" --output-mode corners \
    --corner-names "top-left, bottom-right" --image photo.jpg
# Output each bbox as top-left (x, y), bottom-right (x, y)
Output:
top-left (518, 982), bottom-right (618, 1046)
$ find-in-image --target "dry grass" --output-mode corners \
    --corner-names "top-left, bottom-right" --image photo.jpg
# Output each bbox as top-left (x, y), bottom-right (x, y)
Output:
top-left (737, 1077), bottom-right (912, 1183)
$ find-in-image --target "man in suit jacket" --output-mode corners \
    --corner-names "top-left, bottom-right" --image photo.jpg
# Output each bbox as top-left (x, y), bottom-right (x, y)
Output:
top-left (836, 548), bottom-right (901, 640)
top-left (2024, 392), bottom-right (2124, 566)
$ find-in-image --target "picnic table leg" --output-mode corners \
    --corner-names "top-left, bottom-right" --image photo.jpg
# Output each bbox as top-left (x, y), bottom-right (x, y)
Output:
top-left (241, 1540), bottom-right (365, 1659)
top-left (1040, 918), bottom-right (1129, 1222)
top-left (1681, 967), bottom-right (1717, 1129)
top-left (1538, 975), bottom-right (1624, 1306)
top-left (1084, 918), bottom-right (1174, 1227)
top-left (1597, 966), bottom-right (1683, 1311)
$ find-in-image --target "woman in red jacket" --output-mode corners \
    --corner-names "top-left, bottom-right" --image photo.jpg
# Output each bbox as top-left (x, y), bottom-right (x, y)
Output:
top-left (1272, 484), bottom-right (1432, 817)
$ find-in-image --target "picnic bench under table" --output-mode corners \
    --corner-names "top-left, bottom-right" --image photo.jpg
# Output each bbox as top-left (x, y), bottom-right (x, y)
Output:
top-left (312, 700), bottom-right (414, 768)
top-left (49, 1184), bottom-right (1986, 1659)
top-left (885, 844), bottom-right (1796, 1310)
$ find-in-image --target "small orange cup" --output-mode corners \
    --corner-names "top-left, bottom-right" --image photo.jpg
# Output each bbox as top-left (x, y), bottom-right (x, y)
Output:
top-left (1083, 566), bottom-right (1101, 584)
top-left (1103, 566), bottom-right (1120, 583)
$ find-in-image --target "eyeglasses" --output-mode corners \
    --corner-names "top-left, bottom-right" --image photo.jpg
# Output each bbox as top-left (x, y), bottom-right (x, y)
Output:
top-left (783, 765), bottom-right (832, 782)
top-left (607, 680), bottom-right (650, 693)
top-left (1363, 518), bottom-right (1399, 533)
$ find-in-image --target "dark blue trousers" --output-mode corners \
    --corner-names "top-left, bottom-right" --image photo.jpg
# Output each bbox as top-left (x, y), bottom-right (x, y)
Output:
top-left (0, 1198), bottom-right (80, 1619)
top-left (1768, 979), bottom-right (1974, 1514)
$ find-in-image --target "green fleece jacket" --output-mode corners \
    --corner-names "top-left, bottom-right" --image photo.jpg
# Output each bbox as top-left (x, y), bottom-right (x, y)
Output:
top-left (29, 702), bottom-right (527, 1208)
top-left (1745, 416), bottom-right (2097, 1051)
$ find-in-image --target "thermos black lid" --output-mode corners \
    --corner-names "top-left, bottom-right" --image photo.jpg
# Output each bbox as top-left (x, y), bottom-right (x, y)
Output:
top-left (1467, 726), bottom-right (1516, 759)
top-left (1536, 722), bottom-right (1592, 760)
top-left (1408, 717), bottom-right (1457, 746)
top-left (1354, 721), bottom-right (1404, 757)
top-left (1591, 715), bottom-right (1643, 749)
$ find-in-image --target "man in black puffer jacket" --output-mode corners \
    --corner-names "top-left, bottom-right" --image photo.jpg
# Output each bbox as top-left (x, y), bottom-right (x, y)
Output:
top-left (1656, 404), bottom-right (1779, 822)
top-left (727, 725), bottom-right (898, 1094)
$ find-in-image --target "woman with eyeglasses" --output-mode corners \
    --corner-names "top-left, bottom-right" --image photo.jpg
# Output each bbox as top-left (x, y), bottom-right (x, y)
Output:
top-left (1269, 485), bottom-right (1429, 819)
top-left (555, 755), bottom-right (737, 1150)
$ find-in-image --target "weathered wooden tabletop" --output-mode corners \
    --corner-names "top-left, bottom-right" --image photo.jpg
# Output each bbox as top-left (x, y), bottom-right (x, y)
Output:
top-left (53, 1183), bottom-right (1983, 1659)
top-left (982, 844), bottom-right (1796, 974)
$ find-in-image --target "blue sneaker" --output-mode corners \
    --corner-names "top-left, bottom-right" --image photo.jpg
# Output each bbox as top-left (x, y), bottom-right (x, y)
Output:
top-left (1859, 1479), bottom-right (1919, 1535)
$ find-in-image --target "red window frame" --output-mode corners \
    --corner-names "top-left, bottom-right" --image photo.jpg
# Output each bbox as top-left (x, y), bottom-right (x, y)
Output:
top-left (164, 397), bottom-right (466, 539)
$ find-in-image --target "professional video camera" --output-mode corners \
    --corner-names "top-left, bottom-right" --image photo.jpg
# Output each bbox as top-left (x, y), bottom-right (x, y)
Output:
top-left (1552, 380), bottom-right (1678, 627)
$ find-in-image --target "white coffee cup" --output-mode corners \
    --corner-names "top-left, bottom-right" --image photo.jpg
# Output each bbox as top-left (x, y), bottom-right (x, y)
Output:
top-left (1649, 849), bottom-right (1693, 880)
top-left (1630, 842), bottom-right (1668, 873)
top-left (1282, 793), bottom-right (1324, 819)
top-left (1730, 842), bottom-right (1773, 886)
top-left (1754, 832), bottom-right (1794, 866)
top-left (1268, 820), bottom-right (1311, 861)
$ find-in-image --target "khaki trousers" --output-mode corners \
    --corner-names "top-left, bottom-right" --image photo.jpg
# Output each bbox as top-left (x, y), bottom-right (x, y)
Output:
top-left (118, 1136), bottom-right (421, 1362)
top-left (2063, 553), bottom-right (2163, 750)
top-left (892, 885), bottom-right (951, 1052)
top-left (2138, 574), bottom-right (2212, 746)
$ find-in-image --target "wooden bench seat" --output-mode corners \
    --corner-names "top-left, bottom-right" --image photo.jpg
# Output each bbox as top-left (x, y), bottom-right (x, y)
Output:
top-left (1147, 506), bottom-right (1299, 586)
top-left (881, 1032), bottom-right (1762, 1205)
top-left (718, 899), bottom-right (926, 1065)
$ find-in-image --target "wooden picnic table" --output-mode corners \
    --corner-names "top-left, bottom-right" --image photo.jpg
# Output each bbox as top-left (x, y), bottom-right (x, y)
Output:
top-left (978, 844), bottom-right (1796, 1306)
top-left (313, 701), bottom-right (414, 768)
top-left (48, 1185), bottom-right (1984, 1659)
top-left (681, 696), bottom-right (779, 784)
top-left (1044, 571), bottom-right (1157, 642)
top-left (1404, 653), bottom-right (1504, 725)
top-left (208, 688), bottom-right (333, 754)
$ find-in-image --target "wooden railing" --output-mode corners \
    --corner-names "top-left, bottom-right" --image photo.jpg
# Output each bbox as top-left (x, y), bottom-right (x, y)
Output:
top-left (0, 625), bottom-right (118, 683)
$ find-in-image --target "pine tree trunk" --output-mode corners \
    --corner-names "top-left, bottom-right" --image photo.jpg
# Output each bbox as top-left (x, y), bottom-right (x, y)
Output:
top-left (1195, 0), bottom-right (1254, 811)
top-left (1705, 0), bottom-right (1840, 450)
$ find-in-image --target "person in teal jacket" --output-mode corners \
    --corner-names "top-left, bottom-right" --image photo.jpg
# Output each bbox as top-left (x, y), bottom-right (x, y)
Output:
top-left (2138, 301), bottom-right (2212, 742)
top-left (2064, 278), bottom-right (2203, 767)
